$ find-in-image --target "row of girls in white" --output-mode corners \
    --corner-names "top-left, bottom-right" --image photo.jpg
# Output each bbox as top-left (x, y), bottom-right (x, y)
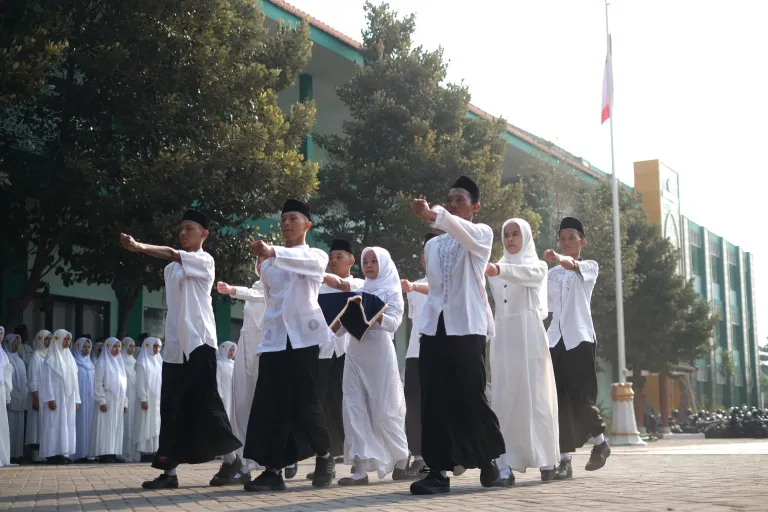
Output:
top-left (0, 328), bottom-right (163, 465)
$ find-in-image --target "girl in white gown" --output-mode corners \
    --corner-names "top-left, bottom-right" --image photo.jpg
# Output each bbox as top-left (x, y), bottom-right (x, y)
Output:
top-left (26, 329), bottom-right (51, 462)
top-left (332, 247), bottom-right (409, 485)
top-left (91, 337), bottom-right (128, 462)
top-left (0, 328), bottom-right (13, 467)
top-left (487, 218), bottom-right (560, 483)
top-left (216, 342), bottom-right (237, 423)
top-left (133, 337), bottom-right (162, 457)
top-left (71, 337), bottom-right (96, 462)
top-left (121, 337), bottom-right (139, 462)
top-left (39, 329), bottom-right (80, 462)
top-left (3, 333), bottom-right (27, 461)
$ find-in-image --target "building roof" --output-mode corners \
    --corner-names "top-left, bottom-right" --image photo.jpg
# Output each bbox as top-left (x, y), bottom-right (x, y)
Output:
top-left (266, 0), bottom-right (606, 181)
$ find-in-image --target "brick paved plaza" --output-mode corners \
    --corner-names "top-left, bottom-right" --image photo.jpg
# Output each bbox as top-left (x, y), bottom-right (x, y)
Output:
top-left (1, 439), bottom-right (766, 512)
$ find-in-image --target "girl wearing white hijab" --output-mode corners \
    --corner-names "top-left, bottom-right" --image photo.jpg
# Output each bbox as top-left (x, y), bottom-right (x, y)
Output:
top-left (39, 329), bottom-right (80, 462)
top-left (3, 333), bottom-right (27, 461)
top-left (133, 337), bottom-right (162, 457)
top-left (26, 329), bottom-right (51, 462)
top-left (91, 337), bottom-right (128, 462)
top-left (333, 247), bottom-right (408, 485)
top-left (216, 341), bottom-right (237, 423)
top-left (486, 218), bottom-right (559, 484)
top-left (0, 327), bottom-right (13, 466)
top-left (71, 337), bottom-right (96, 462)
top-left (91, 341), bottom-right (104, 367)
top-left (121, 337), bottom-right (139, 462)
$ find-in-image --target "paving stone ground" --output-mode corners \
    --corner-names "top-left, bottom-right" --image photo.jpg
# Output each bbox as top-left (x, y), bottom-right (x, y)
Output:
top-left (1, 439), bottom-right (766, 511)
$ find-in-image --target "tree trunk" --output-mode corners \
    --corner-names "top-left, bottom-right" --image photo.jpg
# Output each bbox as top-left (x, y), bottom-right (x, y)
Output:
top-left (3, 241), bottom-right (53, 326)
top-left (112, 269), bottom-right (142, 339)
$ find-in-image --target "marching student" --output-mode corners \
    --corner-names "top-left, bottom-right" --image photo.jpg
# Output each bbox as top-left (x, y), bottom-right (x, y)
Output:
top-left (545, 216), bottom-right (610, 479)
top-left (120, 209), bottom-right (241, 489)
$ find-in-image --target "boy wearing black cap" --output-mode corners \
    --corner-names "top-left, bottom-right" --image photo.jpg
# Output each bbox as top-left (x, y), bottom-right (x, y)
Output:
top-left (242, 199), bottom-right (335, 491)
top-left (543, 216), bottom-right (611, 479)
top-left (301, 238), bottom-right (363, 479)
top-left (120, 210), bottom-right (242, 489)
top-left (410, 177), bottom-right (506, 494)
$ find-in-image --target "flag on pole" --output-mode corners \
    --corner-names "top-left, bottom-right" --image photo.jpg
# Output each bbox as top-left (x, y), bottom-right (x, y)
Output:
top-left (601, 35), bottom-right (613, 124)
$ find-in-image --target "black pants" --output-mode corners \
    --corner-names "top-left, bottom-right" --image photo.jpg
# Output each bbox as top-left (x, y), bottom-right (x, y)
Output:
top-left (419, 315), bottom-right (505, 471)
top-left (153, 344), bottom-right (241, 470)
top-left (549, 339), bottom-right (606, 453)
top-left (404, 357), bottom-right (422, 456)
top-left (317, 354), bottom-right (345, 457)
top-left (243, 341), bottom-right (331, 469)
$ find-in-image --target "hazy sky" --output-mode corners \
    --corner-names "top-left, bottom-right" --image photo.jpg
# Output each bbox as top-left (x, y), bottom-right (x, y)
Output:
top-left (282, 0), bottom-right (768, 345)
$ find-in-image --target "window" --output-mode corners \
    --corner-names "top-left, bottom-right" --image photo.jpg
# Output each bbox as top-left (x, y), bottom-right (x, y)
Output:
top-left (709, 238), bottom-right (721, 256)
top-left (689, 228), bottom-right (702, 247)
top-left (143, 307), bottom-right (166, 339)
top-left (727, 247), bottom-right (738, 266)
top-left (23, 295), bottom-right (110, 339)
top-left (733, 349), bottom-right (743, 387)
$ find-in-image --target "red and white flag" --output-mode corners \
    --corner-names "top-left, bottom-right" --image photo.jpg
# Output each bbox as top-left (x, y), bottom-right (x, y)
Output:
top-left (601, 35), bottom-right (613, 124)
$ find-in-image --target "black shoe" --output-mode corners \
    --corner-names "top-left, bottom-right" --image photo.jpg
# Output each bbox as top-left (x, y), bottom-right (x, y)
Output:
top-left (496, 473), bottom-right (515, 487)
top-left (553, 457), bottom-right (573, 480)
top-left (410, 470), bottom-right (450, 495)
top-left (142, 474), bottom-right (179, 489)
top-left (338, 475), bottom-right (369, 486)
top-left (479, 461), bottom-right (501, 488)
top-left (392, 467), bottom-right (418, 480)
top-left (540, 467), bottom-right (556, 482)
top-left (244, 470), bottom-right (286, 492)
top-left (311, 456), bottom-right (335, 487)
top-left (210, 458), bottom-right (251, 486)
top-left (306, 469), bottom-right (337, 480)
top-left (284, 464), bottom-right (298, 479)
top-left (585, 441), bottom-right (611, 471)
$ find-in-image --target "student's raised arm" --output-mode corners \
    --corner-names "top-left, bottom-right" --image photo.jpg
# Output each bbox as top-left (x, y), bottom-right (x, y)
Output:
top-left (121, 234), bottom-right (181, 263)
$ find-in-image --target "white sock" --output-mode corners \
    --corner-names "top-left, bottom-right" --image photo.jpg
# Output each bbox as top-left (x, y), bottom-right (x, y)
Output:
top-left (351, 460), bottom-right (367, 479)
top-left (166, 468), bottom-right (177, 476)
top-left (439, 470), bottom-right (447, 478)
top-left (414, 455), bottom-right (423, 462)
top-left (222, 452), bottom-right (236, 464)
top-left (395, 459), bottom-right (408, 470)
top-left (593, 434), bottom-right (606, 445)
top-left (286, 463), bottom-right (296, 469)
top-left (320, 452), bottom-right (331, 459)
top-left (561, 453), bottom-right (573, 461)
top-left (499, 465), bottom-right (512, 479)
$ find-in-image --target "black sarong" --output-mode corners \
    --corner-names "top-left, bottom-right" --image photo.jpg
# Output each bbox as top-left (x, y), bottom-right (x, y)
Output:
top-left (549, 339), bottom-right (606, 453)
top-left (317, 353), bottom-right (345, 457)
top-left (404, 357), bottom-right (422, 456)
top-left (152, 344), bottom-right (241, 470)
top-left (419, 314), bottom-right (505, 471)
top-left (243, 340), bottom-right (331, 469)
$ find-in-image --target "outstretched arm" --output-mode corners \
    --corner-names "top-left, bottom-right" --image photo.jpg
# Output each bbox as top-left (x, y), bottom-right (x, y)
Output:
top-left (121, 234), bottom-right (181, 263)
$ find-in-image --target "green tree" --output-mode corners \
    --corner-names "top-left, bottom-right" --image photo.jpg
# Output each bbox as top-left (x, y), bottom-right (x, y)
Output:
top-left (311, 2), bottom-right (537, 280)
top-left (1, 0), bottom-right (317, 332)
top-left (624, 222), bottom-right (716, 381)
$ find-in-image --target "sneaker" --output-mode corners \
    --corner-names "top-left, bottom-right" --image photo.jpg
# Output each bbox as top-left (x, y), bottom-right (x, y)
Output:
top-left (479, 461), bottom-right (501, 488)
top-left (540, 467), bottom-right (556, 482)
top-left (338, 474), bottom-right (369, 486)
top-left (210, 458), bottom-right (252, 486)
top-left (410, 458), bottom-right (427, 475)
top-left (305, 469), bottom-right (337, 480)
top-left (284, 464), bottom-right (298, 480)
top-left (410, 470), bottom-right (450, 495)
top-left (244, 470), bottom-right (286, 492)
top-left (142, 474), bottom-right (179, 489)
top-left (392, 467), bottom-right (416, 480)
top-left (311, 456), bottom-right (335, 487)
top-left (497, 473), bottom-right (515, 487)
top-left (553, 457), bottom-right (573, 480)
top-left (585, 441), bottom-right (611, 471)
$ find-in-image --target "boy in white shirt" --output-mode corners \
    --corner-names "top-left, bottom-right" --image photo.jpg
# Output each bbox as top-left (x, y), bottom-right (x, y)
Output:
top-left (242, 199), bottom-right (335, 492)
top-left (120, 209), bottom-right (241, 490)
top-left (544, 216), bottom-right (611, 480)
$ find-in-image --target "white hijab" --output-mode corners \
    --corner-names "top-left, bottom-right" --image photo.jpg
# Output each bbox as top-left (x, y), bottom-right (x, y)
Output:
top-left (498, 218), bottom-right (548, 320)
top-left (361, 247), bottom-right (401, 299)
top-left (2, 333), bottom-right (27, 401)
top-left (99, 337), bottom-right (127, 398)
top-left (33, 330), bottom-right (51, 358)
top-left (122, 337), bottom-right (137, 369)
top-left (136, 337), bottom-right (162, 397)
top-left (0, 327), bottom-right (7, 370)
top-left (72, 337), bottom-right (94, 373)
top-left (217, 341), bottom-right (237, 364)
top-left (136, 337), bottom-right (163, 398)
top-left (44, 329), bottom-right (78, 397)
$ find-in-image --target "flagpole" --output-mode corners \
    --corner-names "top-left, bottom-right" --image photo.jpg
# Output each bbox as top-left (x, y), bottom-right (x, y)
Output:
top-left (605, 0), bottom-right (627, 384)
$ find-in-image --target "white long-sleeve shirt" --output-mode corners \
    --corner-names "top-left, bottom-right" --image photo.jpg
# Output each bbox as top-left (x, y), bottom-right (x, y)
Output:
top-left (419, 205), bottom-right (495, 338)
top-left (258, 245), bottom-right (332, 353)
top-left (405, 277), bottom-right (428, 359)
top-left (546, 261), bottom-right (599, 350)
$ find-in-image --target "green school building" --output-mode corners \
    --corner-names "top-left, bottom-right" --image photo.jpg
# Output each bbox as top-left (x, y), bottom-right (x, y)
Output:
top-left (0, 0), bottom-right (759, 412)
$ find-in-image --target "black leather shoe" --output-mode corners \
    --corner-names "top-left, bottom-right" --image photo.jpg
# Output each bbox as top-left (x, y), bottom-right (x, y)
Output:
top-left (585, 441), bottom-right (611, 471)
top-left (142, 474), bottom-right (179, 489)
top-left (540, 467), bottom-right (556, 482)
top-left (210, 458), bottom-right (251, 486)
top-left (410, 470), bottom-right (450, 495)
top-left (496, 473), bottom-right (515, 487)
top-left (311, 456), bottom-right (335, 487)
top-left (244, 470), bottom-right (286, 492)
top-left (553, 457), bottom-right (573, 480)
top-left (284, 464), bottom-right (298, 479)
top-left (479, 461), bottom-right (501, 488)
top-left (338, 475), bottom-right (369, 486)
